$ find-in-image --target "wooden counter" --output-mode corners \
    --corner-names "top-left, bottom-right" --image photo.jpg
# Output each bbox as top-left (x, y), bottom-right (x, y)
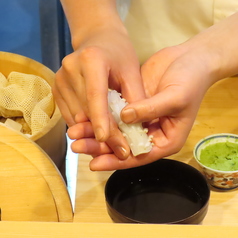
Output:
top-left (2, 77), bottom-right (238, 237)
top-left (0, 221), bottom-right (238, 238)
top-left (74, 77), bottom-right (238, 226)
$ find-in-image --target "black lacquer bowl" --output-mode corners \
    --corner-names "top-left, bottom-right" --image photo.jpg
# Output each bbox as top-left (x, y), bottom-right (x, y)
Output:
top-left (105, 158), bottom-right (210, 224)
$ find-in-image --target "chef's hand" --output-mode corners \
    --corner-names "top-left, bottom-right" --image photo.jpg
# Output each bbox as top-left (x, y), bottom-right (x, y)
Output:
top-left (67, 12), bottom-right (238, 171)
top-left (53, 25), bottom-right (146, 160)
top-left (67, 41), bottom-right (217, 170)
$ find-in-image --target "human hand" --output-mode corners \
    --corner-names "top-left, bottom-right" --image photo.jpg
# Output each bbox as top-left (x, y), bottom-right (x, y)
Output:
top-left (68, 42), bottom-right (218, 170)
top-left (67, 12), bottom-right (238, 171)
top-left (53, 23), bottom-right (146, 159)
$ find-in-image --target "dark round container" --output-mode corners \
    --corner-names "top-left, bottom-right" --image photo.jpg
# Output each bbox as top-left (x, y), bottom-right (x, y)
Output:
top-left (105, 158), bottom-right (210, 224)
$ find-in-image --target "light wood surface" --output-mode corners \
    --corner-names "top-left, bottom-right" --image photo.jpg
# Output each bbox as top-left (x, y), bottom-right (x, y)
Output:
top-left (74, 76), bottom-right (238, 226)
top-left (0, 221), bottom-right (238, 238)
top-left (0, 76), bottom-right (238, 236)
top-left (0, 124), bottom-right (73, 222)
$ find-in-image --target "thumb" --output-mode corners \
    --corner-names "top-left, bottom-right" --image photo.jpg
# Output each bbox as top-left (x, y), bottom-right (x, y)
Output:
top-left (121, 88), bottom-right (179, 123)
top-left (120, 68), bottom-right (146, 103)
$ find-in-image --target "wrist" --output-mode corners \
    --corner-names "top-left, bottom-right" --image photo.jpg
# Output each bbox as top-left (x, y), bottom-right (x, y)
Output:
top-left (179, 37), bottom-right (224, 87)
top-left (71, 17), bottom-right (128, 50)
top-left (183, 12), bottom-right (238, 83)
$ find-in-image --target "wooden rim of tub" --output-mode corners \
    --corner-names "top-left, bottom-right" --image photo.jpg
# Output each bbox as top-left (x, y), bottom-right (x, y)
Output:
top-left (0, 51), bottom-right (62, 141)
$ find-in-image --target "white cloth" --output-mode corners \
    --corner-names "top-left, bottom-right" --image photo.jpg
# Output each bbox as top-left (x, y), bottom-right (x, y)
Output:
top-left (117, 0), bottom-right (238, 63)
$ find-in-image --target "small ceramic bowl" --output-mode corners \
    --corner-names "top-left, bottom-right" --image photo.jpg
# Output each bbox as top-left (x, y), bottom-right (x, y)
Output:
top-left (105, 158), bottom-right (210, 224)
top-left (194, 133), bottom-right (238, 190)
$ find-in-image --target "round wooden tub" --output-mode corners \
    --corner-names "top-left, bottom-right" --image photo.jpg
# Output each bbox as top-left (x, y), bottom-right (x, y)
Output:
top-left (0, 51), bottom-right (67, 175)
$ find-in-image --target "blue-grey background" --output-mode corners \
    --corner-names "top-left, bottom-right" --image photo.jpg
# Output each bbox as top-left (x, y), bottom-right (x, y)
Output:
top-left (0, 0), bottom-right (72, 72)
top-left (0, 0), bottom-right (41, 61)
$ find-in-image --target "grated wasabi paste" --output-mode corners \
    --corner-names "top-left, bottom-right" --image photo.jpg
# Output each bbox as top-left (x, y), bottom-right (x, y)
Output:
top-left (200, 141), bottom-right (238, 171)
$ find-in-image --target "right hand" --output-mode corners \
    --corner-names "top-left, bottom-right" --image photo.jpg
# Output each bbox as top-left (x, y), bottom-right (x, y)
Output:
top-left (53, 25), bottom-right (146, 159)
top-left (68, 42), bottom-right (218, 171)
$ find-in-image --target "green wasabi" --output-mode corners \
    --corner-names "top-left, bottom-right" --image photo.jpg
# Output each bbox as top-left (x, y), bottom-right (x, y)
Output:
top-left (200, 141), bottom-right (238, 171)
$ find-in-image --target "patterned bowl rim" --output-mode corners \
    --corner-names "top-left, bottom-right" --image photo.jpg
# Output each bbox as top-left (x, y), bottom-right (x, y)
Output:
top-left (193, 133), bottom-right (238, 174)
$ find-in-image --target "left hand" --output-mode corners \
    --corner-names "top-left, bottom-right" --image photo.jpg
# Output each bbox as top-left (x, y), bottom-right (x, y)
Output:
top-left (68, 12), bottom-right (238, 171)
top-left (68, 42), bottom-right (217, 171)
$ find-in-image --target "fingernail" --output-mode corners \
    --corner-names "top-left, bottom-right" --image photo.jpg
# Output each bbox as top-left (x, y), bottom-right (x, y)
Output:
top-left (115, 146), bottom-right (128, 160)
top-left (122, 108), bottom-right (137, 123)
top-left (95, 127), bottom-right (105, 141)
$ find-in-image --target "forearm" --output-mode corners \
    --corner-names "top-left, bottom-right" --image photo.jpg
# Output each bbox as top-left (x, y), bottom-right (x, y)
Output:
top-left (184, 12), bottom-right (238, 84)
top-left (212, 12), bottom-right (238, 79)
top-left (60, 0), bottom-right (126, 49)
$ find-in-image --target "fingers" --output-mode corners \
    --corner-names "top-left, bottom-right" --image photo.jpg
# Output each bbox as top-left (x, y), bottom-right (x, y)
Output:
top-left (89, 145), bottom-right (162, 171)
top-left (89, 151), bottom-right (160, 171)
top-left (71, 138), bottom-right (112, 155)
top-left (74, 111), bottom-right (88, 124)
top-left (67, 121), bottom-right (94, 139)
top-left (71, 136), bottom-right (130, 161)
top-left (53, 64), bottom-right (86, 127)
top-left (67, 115), bottom-right (130, 160)
top-left (120, 65), bottom-right (146, 103)
top-left (79, 48), bottom-right (111, 142)
top-left (105, 114), bottom-right (130, 159)
top-left (89, 119), bottom-right (189, 171)
top-left (149, 117), bottom-right (191, 154)
top-left (68, 122), bottom-right (113, 155)
top-left (121, 91), bottom-right (193, 154)
top-left (52, 86), bottom-right (76, 127)
top-left (89, 154), bottom-right (133, 171)
top-left (54, 50), bottom-right (112, 142)
top-left (121, 87), bottom-right (186, 124)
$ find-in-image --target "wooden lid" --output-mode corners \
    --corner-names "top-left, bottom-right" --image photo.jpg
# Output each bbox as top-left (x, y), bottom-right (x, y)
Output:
top-left (0, 124), bottom-right (73, 222)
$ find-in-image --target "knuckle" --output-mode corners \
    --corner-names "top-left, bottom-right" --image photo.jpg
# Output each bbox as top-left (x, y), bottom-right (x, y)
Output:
top-left (55, 68), bottom-right (64, 85)
top-left (61, 53), bottom-right (75, 72)
top-left (79, 46), bottom-right (102, 62)
top-left (86, 89), bottom-right (102, 102)
top-left (149, 103), bottom-right (159, 119)
top-left (140, 103), bottom-right (159, 121)
top-left (168, 92), bottom-right (189, 113)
